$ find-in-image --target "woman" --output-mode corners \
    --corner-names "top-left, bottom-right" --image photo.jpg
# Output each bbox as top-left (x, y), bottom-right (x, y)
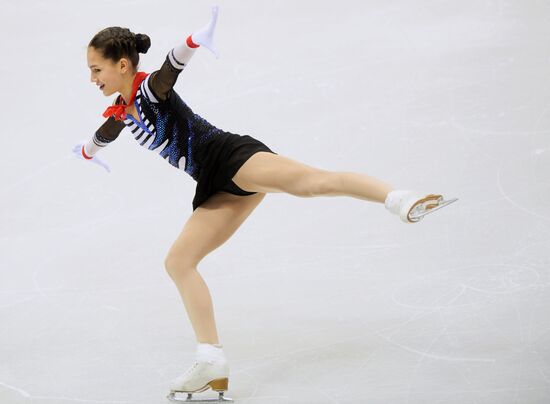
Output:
top-left (73, 6), bottom-right (456, 402)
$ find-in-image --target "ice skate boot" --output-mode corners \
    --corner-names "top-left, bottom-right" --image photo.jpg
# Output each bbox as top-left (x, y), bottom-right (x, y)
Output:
top-left (384, 190), bottom-right (458, 223)
top-left (167, 343), bottom-right (233, 403)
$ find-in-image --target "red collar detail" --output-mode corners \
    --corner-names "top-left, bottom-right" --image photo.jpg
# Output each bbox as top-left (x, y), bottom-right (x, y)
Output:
top-left (102, 72), bottom-right (149, 121)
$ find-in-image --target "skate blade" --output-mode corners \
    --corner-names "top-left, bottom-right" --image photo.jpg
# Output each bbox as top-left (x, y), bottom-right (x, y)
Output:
top-left (167, 391), bottom-right (233, 403)
top-left (409, 197), bottom-right (458, 221)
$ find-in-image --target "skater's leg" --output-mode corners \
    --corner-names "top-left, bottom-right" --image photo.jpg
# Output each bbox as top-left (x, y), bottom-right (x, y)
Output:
top-left (164, 191), bottom-right (265, 344)
top-left (231, 152), bottom-right (394, 203)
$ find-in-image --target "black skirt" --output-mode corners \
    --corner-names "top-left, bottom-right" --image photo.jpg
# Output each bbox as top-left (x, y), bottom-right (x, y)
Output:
top-left (192, 131), bottom-right (277, 211)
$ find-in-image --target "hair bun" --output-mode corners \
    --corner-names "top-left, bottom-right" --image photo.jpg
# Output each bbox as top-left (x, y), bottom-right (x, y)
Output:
top-left (135, 33), bottom-right (151, 54)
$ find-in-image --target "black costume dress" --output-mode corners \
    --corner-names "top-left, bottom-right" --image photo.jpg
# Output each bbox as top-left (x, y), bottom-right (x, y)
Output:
top-left (93, 50), bottom-right (276, 211)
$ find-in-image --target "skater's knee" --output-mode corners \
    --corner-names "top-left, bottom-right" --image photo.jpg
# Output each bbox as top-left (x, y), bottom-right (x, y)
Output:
top-left (164, 253), bottom-right (199, 279)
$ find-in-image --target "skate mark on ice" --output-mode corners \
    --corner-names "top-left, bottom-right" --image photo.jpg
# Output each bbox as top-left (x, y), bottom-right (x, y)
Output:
top-left (404, 310), bottom-right (451, 404)
top-left (236, 368), bottom-right (341, 404)
top-left (391, 264), bottom-right (540, 313)
top-left (539, 368), bottom-right (550, 386)
top-left (0, 380), bottom-right (131, 403)
top-left (0, 294), bottom-right (37, 309)
top-left (460, 264), bottom-right (540, 295)
top-left (383, 282), bottom-right (495, 364)
top-left (374, 329), bottom-right (495, 364)
top-left (238, 396), bottom-right (294, 403)
top-left (233, 335), bottom-right (366, 373)
top-left (391, 283), bottom-right (469, 310)
top-left (0, 155), bottom-right (72, 198)
top-left (496, 155), bottom-right (550, 223)
top-left (382, 296), bottom-right (462, 338)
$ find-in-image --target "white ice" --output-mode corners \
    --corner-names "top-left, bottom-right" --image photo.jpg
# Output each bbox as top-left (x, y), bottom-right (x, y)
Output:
top-left (1, 0), bottom-right (550, 403)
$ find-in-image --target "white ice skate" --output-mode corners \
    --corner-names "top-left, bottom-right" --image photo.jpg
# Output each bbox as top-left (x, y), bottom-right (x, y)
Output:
top-left (384, 190), bottom-right (458, 223)
top-left (167, 358), bottom-right (232, 403)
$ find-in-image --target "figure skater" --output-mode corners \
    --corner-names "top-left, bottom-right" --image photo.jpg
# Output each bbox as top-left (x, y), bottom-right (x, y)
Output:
top-left (73, 6), bottom-right (457, 402)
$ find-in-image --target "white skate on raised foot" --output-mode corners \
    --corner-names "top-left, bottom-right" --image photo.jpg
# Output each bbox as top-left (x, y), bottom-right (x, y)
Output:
top-left (385, 190), bottom-right (458, 223)
top-left (167, 360), bottom-right (233, 403)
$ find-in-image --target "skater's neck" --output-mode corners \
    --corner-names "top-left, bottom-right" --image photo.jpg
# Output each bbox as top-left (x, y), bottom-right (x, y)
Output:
top-left (119, 73), bottom-right (137, 105)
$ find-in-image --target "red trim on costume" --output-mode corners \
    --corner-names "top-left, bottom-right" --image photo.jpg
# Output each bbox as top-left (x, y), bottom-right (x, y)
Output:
top-left (186, 35), bottom-right (200, 48)
top-left (81, 145), bottom-right (93, 160)
top-left (102, 72), bottom-right (149, 121)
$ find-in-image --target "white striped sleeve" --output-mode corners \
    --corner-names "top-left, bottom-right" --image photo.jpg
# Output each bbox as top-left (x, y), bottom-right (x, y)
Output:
top-left (85, 117), bottom-right (126, 157)
top-left (169, 38), bottom-right (198, 70)
top-left (83, 133), bottom-right (107, 157)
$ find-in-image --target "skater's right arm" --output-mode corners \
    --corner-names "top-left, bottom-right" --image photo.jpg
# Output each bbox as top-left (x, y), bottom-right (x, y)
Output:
top-left (144, 6), bottom-right (219, 103)
top-left (72, 115), bottom-right (125, 172)
top-left (83, 115), bottom-right (125, 158)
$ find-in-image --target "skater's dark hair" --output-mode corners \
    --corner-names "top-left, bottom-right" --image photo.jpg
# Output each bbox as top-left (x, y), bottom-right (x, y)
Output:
top-left (89, 27), bottom-right (151, 71)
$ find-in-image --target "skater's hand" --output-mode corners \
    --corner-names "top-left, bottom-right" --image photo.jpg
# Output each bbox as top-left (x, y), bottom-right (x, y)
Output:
top-left (192, 5), bottom-right (220, 58)
top-left (72, 141), bottom-right (111, 173)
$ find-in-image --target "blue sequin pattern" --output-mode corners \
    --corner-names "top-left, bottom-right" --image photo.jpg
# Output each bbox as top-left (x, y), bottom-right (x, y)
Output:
top-left (124, 86), bottom-right (222, 181)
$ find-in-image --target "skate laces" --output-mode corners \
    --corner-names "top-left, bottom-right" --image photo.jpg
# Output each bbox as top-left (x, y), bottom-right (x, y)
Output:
top-left (184, 362), bottom-right (199, 376)
top-left (184, 360), bottom-right (215, 377)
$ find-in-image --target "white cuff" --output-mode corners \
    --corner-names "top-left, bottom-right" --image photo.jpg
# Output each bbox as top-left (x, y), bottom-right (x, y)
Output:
top-left (168, 42), bottom-right (197, 70)
top-left (84, 134), bottom-right (108, 157)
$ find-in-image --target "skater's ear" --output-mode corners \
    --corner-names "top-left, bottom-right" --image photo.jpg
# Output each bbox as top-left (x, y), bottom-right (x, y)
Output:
top-left (117, 57), bottom-right (131, 74)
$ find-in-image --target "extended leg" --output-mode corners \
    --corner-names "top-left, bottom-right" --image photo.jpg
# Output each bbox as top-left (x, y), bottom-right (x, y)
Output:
top-left (231, 152), bottom-right (394, 203)
top-left (231, 152), bottom-right (457, 222)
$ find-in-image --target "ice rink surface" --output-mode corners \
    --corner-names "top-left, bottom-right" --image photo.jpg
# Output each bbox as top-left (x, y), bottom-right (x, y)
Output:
top-left (1, 0), bottom-right (550, 403)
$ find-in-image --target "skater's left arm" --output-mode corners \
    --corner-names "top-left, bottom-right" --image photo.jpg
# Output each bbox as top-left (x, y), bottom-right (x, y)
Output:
top-left (145, 5), bottom-right (220, 103)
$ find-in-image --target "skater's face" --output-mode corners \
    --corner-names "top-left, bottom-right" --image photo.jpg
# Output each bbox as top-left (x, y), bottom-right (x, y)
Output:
top-left (87, 46), bottom-right (132, 97)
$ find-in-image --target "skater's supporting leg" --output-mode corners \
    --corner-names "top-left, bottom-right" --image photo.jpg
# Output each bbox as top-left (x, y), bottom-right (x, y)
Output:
top-left (164, 191), bottom-right (265, 344)
top-left (169, 269), bottom-right (220, 344)
top-left (232, 152), bottom-right (394, 203)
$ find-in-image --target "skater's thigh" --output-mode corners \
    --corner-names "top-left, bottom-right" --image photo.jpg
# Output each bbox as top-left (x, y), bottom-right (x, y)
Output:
top-left (165, 191), bottom-right (265, 269)
top-left (232, 152), bottom-right (328, 194)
